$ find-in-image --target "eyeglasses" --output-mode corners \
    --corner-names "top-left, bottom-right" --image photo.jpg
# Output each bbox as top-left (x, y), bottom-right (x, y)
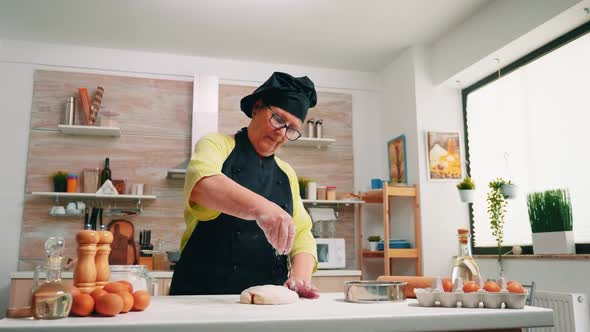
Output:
top-left (267, 106), bottom-right (301, 141)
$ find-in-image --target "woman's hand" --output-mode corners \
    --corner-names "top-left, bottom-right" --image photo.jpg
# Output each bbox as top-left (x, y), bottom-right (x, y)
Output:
top-left (284, 276), bottom-right (320, 299)
top-left (255, 202), bottom-right (295, 255)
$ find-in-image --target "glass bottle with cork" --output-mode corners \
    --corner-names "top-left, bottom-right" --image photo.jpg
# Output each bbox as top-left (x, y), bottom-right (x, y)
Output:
top-left (451, 228), bottom-right (481, 283)
top-left (32, 237), bottom-right (72, 319)
top-left (100, 157), bottom-right (112, 186)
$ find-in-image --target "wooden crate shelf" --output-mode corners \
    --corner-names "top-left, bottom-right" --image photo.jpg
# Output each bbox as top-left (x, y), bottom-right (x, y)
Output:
top-left (357, 184), bottom-right (422, 277)
top-left (362, 249), bottom-right (419, 259)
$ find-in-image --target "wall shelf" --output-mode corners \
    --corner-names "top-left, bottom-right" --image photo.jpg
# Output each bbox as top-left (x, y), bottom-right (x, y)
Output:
top-left (286, 137), bottom-right (335, 148)
top-left (362, 249), bottom-right (419, 259)
top-left (167, 168), bottom-right (187, 179)
top-left (30, 192), bottom-right (156, 201)
top-left (57, 124), bottom-right (121, 137)
top-left (302, 199), bottom-right (365, 206)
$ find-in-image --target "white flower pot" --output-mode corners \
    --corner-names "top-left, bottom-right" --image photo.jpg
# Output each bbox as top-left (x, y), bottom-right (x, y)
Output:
top-left (501, 184), bottom-right (518, 199)
top-left (458, 189), bottom-right (475, 203)
top-left (368, 242), bottom-right (379, 251)
top-left (532, 231), bottom-right (575, 254)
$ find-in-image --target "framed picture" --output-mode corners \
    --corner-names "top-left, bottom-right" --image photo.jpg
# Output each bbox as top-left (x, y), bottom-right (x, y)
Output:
top-left (388, 134), bottom-right (407, 184)
top-left (426, 131), bottom-right (463, 180)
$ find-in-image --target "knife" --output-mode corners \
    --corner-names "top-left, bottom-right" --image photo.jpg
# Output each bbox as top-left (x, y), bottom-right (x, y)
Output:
top-left (98, 207), bottom-right (104, 230)
top-left (89, 208), bottom-right (98, 230)
top-left (83, 207), bottom-right (90, 230)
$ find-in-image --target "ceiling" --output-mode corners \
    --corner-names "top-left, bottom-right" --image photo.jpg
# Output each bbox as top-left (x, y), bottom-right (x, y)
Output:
top-left (0, 0), bottom-right (490, 72)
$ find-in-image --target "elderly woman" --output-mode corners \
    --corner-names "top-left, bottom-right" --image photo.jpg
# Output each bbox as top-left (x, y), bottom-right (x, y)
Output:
top-left (170, 72), bottom-right (319, 298)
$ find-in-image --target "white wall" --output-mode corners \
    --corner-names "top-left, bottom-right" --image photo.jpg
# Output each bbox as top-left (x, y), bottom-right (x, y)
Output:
top-left (0, 39), bottom-right (383, 316)
top-left (412, 46), bottom-right (468, 278)
top-left (413, 2), bottom-right (590, 298)
top-left (430, 0), bottom-right (585, 85)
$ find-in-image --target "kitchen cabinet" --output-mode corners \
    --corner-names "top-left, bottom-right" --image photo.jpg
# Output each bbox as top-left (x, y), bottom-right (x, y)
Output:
top-left (358, 184), bottom-right (422, 276)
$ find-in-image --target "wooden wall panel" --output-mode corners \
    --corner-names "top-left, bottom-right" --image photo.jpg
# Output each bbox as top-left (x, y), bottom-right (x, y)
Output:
top-left (19, 73), bottom-right (356, 271)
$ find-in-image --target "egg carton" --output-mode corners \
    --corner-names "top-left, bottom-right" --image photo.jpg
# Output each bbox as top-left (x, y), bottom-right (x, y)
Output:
top-left (415, 288), bottom-right (528, 309)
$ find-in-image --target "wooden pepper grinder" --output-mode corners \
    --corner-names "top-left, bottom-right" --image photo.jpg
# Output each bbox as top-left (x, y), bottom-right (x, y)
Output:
top-left (95, 228), bottom-right (113, 288)
top-left (74, 230), bottom-right (99, 293)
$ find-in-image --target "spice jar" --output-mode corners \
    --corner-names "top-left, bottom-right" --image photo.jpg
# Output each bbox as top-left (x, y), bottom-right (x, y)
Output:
top-left (316, 186), bottom-right (327, 200)
top-left (307, 119), bottom-right (315, 138)
top-left (326, 186), bottom-right (337, 200)
top-left (66, 174), bottom-right (78, 193)
top-left (306, 181), bottom-right (317, 200)
top-left (315, 119), bottom-right (323, 139)
top-left (82, 168), bottom-right (99, 193)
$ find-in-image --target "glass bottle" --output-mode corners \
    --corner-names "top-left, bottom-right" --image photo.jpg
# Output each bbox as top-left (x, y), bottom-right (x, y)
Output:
top-left (153, 238), bottom-right (169, 271)
top-left (451, 228), bottom-right (481, 283)
top-left (32, 237), bottom-right (72, 319)
top-left (100, 157), bottom-right (112, 185)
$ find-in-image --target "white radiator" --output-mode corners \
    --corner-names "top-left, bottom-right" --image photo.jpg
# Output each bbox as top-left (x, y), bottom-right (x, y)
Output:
top-left (528, 291), bottom-right (590, 332)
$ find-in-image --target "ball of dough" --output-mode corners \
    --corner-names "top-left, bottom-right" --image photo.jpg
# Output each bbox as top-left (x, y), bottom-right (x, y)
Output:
top-left (240, 285), bottom-right (299, 305)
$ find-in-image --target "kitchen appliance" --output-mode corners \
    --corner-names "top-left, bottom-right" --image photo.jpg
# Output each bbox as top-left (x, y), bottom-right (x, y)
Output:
top-left (315, 238), bottom-right (345, 269)
top-left (308, 207), bottom-right (337, 238)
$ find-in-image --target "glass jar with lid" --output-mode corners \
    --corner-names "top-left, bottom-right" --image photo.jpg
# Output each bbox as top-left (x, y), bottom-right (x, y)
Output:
top-left (98, 106), bottom-right (119, 127)
top-left (109, 265), bottom-right (153, 295)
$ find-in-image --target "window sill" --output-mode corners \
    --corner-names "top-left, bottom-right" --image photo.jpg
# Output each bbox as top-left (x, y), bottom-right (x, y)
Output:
top-left (473, 254), bottom-right (590, 260)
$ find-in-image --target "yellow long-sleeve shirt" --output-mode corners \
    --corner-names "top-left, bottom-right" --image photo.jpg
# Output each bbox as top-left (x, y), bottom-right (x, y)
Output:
top-left (181, 133), bottom-right (317, 271)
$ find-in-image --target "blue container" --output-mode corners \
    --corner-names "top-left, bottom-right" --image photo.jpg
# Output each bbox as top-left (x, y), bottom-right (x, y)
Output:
top-left (377, 240), bottom-right (411, 251)
top-left (371, 178), bottom-right (383, 189)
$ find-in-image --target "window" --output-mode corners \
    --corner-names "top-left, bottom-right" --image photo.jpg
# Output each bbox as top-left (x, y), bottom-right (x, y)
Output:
top-left (463, 21), bottom-right (590, 253)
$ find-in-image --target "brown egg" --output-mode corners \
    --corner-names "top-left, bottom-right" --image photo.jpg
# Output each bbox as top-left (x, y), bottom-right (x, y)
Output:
top-left (70, 293), bottom-right (94, 317)
top-left (103, 282), bottom-right (129, 294)
top-left (117, 291), bottom-right (134, 313)
top-left (95, 293), bottom-right (123, 317)
top-left (117, 280), bottom-right (134, 293)
top-left (90, 288), bottom-right (108, 302)
top-left (132, 290), bottom-right (151, 311)
top-left (67, 285), bottom-right (81, 298)
top-left (507, 282), bottom-right (526, 294)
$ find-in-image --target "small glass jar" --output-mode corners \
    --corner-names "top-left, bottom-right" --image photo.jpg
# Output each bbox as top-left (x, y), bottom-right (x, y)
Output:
top-left (307, 119), bottom-right (315, 138)
top-left (316, 186), bottom-right (327, 200)
top-left (66, 174), bottom-right (78, 193)
top-left (98, 107), bottom-right (119, 128)
top-left (109, 265), bottom-right (153, 295)
top-left (326, 186), bottom-right (337, 200)
top-left (315, 119), bottom-right (323, 139)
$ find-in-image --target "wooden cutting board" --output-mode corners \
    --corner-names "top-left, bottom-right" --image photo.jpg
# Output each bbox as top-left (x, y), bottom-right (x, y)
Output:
top-left (107, 219), bottom-right (137, 265)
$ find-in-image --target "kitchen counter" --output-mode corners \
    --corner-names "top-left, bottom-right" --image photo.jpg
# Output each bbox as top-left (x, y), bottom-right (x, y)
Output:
top-left (0, 293), bottom-right (553, 332)
top-left (10, 269), bottom-right (361, 279)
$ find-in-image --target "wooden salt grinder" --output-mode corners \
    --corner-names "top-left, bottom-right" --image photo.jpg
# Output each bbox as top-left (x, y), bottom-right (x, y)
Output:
top-left (95, 230), bottom-right (114, 288)
top-left (74, 230), bottom-right (99, 293)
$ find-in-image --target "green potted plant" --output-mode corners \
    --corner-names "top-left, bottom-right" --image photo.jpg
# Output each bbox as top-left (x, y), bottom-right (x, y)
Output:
top-left (367, 235), bottom-right (382, 251)
top-left (501, 180), bottom-right (518, 199)
top-left (51, 171), bottom-right (68, 193)
top-left (487, 178), bottom-right (508, 275)
top-left (527, 189), bottom-right (574, 254)
top-left (456, 177), bottom-right (476, 203)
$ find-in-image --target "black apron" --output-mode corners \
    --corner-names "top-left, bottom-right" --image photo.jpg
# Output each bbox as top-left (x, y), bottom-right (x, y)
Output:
top-left (169, 128), bottom-right (292, 295)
